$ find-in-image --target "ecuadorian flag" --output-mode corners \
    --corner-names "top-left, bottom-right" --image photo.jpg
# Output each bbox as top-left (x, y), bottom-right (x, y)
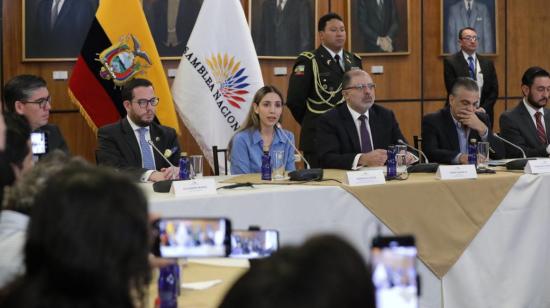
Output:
top-left (68, 0), bottom-right (179, 133)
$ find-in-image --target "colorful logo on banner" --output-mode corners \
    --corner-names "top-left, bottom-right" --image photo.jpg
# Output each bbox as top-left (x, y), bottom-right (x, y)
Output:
top-left (96, 34), bottom-right (151, 86)
top-left (206, 53), bottom-right (250, 109)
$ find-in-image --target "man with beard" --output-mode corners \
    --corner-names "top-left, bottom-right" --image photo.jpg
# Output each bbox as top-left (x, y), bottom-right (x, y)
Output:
top-left (96, 78), bottom-right (181, 182)
top-left (500, 67), bottom-right (550, 158)
top-left (316, 69), bottom-right (413, 170)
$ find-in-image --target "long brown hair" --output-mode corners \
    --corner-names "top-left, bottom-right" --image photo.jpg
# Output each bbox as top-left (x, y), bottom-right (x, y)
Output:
top-left (228, 85), bottom-right (284, 153)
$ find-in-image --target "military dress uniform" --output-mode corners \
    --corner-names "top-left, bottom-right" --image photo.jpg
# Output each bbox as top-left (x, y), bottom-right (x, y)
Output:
top-left (287, 46), bottom-right (362, 168)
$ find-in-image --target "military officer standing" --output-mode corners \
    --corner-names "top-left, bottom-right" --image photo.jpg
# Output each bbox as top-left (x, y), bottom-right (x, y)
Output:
top-left (287, 13), bottom-right (362, 168)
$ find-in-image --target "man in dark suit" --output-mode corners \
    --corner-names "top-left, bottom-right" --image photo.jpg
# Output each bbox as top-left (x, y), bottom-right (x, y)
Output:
top-left (357, 0), bottom-right (400, 53)
top-left (96, 78), bottom-right (181, 182)
top-left (500, 67), bottom-right (550, 158)
top-left (29, 0), bottom-right (98, 58)
top-left (287, 13), bottom-right (362, 168)
top-left (3, 75), bottom-right (69, 159)
top-left (316, 69), bottom-right (412, 170)
top-left (422, 77), bottom-right (503, 164)
top-left (254, 0), bottom-right (313, 57)
top-left (444, 27), bottom-right (498, 126)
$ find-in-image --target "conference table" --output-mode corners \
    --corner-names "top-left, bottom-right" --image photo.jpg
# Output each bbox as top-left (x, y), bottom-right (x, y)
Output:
top-left (143, 169), bottom-right (550, 308)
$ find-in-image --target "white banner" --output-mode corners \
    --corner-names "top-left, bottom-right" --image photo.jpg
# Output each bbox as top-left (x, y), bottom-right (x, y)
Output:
top-left (171, 0), bottom-right (263, 173)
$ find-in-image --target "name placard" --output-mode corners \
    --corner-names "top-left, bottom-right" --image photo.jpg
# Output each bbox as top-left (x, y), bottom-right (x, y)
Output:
top-left (524, 159), bottom-right (550, 174)
top-left (346, 170), bottom-right (386, 186)
top-left (171, 179), bottom-right (217, 197)
top-left (436, 165), bottom-right (477, 180)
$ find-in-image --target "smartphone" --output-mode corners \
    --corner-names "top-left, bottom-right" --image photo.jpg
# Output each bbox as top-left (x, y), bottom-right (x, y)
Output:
top-left (152, 217), bottom-right (231, 258)
top-left (229, 229), bottom-right (279, 259)
top-left (31, 131), bottom-right (47, 155)
top-left (371, 235), bottom-right (418, 308)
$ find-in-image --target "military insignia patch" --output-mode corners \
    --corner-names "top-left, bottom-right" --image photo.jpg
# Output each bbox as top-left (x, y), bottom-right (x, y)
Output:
top-left (294, 65), bottom-right (305, 76)
top-left (96, 34), bottom-right (152, 86)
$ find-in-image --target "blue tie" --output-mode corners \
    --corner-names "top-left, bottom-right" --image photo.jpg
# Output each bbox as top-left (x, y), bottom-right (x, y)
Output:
top-left (468, 56), bottom-right (476, 80)
top-left (138, 127), bottom-right (155, 170)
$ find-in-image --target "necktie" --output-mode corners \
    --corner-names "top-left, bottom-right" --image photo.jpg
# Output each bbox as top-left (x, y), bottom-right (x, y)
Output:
top-left (467, 0), bottom-right (472, 18)
top-left (138, 127), bottom-right (156, 170)
top-left (334, 54), bottom-right (344, 72)
top-left (534, 112), bottom-right (548, 145)
top-left (468, 56), bottom-right (476, 79)
top-left (50, 0), bottom-right (61, 30)
top-left (277, 0), bottom-right (284, 11)
top-left (358, 115), bottom-right (373, 153)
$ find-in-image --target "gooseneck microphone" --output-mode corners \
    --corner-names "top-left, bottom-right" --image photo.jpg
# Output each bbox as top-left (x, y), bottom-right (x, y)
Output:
top-left (147, 139), bottom-right (175, 168)
top-left (493, 133), bottom-right (527, 159)
top-left (397, 139), bottom-right (429, 164)
top-left (275, 123), bottom-right (323, 181)
top-left (493, 133), bottom-right (533, 170)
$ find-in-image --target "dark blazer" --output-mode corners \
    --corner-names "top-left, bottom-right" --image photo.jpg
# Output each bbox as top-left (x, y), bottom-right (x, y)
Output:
top-left (287, 46), bottom-right (362, 158)
top-left (499, 101), bottom-right (550, 158)
top-left (37, 124), bottom-right (69, 157)
top-left (316, 103), bottom-right (406, 170)
top-left (357, 0), bottom-right (399, 52)
top-left (30, 0), bottom-right (97, 58)
top-left (444, 51), bottom-right (498, 126)
top-left (254, 0), bottom-right (313, 56)
top-left (422, 107), bottom-right (504, 164)
top-left (96, 118), bottom-right (181, 180)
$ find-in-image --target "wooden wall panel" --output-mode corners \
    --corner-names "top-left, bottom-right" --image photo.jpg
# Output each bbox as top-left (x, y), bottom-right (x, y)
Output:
top-left (3, 0), bottom-right (550, 165)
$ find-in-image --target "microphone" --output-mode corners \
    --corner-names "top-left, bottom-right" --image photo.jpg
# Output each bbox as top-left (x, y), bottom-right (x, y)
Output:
top-left (493, 133), bottom-right (533, 170)
top-left (146, 139), bottom-right (175, 168)
top-left (397, 139), bottom-right (439, 173)
top-left (275, 123), bottom-right (323, 181)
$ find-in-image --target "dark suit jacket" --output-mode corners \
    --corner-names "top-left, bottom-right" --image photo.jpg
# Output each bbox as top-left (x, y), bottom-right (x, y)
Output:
top-left (37, 124), bottom-right (69, 157)
top-left (316, 103), bottom-right (406, 170)
top-left (444, 51), bottom-right (498, 126)
top-left (357, 0), bottom-right (399, 52)
top-left (254, 0), bottom-right (313, 56)
top-left (30, 0), bottom-right (97, 58)
top-left (422, 107), bottom-right (504, 164)
top-left (499, 101), bottom-right (550, 158)
top-left (96, 118), bottom-right (181, 180)
top-left (287, 46), bottom-right (362, 156)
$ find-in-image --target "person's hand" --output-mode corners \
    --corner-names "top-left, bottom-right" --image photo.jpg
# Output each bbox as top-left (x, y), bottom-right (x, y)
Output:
top-left (458, 153), bottom-right (469, 165)
top-left (161, 166), bottom-right (180, 180)
top-left (405, 152), bottom-right (417, 165)
top-left (148, 171), bottom-right (167, 182)
top-left (475, 107), bottom-right (486, 113)
top-left (457, 110), bottom-right (487, 136)
top-left (359, 149), bottom-right (388, 167)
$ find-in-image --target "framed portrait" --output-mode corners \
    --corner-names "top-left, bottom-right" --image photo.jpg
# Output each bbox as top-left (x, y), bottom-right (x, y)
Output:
top-left (23, 0), bottom-right (98, 61)
top-left (249, 0), bottom-right (318, 59)
top-left (143, 0), bottom-right (203, 59)
top-left (441, 0), bottom-right (497, 55)
top-left (347, 0), bottom-right (410, 56)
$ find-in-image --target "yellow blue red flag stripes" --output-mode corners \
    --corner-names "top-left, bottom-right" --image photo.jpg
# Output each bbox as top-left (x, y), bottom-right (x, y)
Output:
top-left (68, 0), bottom-right (179, 133)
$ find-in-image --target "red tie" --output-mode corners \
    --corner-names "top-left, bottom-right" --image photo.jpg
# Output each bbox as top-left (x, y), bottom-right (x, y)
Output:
top-left (535, 112), bottom-right (547, 145)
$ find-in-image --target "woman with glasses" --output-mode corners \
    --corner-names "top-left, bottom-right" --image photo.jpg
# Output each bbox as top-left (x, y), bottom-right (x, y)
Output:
top-left (229, 86), bottom-right (296, 175)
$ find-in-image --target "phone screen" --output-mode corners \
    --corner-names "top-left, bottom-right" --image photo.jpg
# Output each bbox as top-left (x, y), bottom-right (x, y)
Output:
top-left (371, 236), bottom-right (418, 308)
top-left (153, 218), bottom-right (231, 258)
top-left (31, 132), bottom-right (47, 155)
top-left (229, 230), bottom-right (279, 259)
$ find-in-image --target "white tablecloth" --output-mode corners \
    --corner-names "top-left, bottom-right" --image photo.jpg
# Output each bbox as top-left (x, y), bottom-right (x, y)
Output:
top-left (144, 173), bottom-right (550, 308)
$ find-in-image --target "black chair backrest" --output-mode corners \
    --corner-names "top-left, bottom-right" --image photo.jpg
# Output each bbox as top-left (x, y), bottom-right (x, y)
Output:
top-left (413, 135), bottom-right (423, 162)
top-left (212, 145), bottom-right (228, 175)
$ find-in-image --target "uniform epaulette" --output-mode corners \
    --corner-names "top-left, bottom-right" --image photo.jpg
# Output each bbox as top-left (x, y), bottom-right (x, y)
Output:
top-left (299, 51), bottom-right (315, 59)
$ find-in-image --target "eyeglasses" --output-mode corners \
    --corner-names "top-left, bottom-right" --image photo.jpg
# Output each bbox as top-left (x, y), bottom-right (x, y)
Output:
top-left (20, 96), bottom-right (51, 109)
top-left (344, 83), bottom-right (376, 91)
top-left (461, 35), bottom-right (479, 42)
top-left (133, 97), bottom-right (160, 108)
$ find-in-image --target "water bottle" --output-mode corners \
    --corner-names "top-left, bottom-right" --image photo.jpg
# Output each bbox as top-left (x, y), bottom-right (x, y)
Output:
top-left (158, 263), bottom-right (179, 308)
top-left (178, 153), bottom-right (190, 180)
top-left (386, 145), bottom-right (397, 178)
top-left (261, 151), bottom-right (272, 180)
top-left (468, 139), bottom-right (477, 166)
